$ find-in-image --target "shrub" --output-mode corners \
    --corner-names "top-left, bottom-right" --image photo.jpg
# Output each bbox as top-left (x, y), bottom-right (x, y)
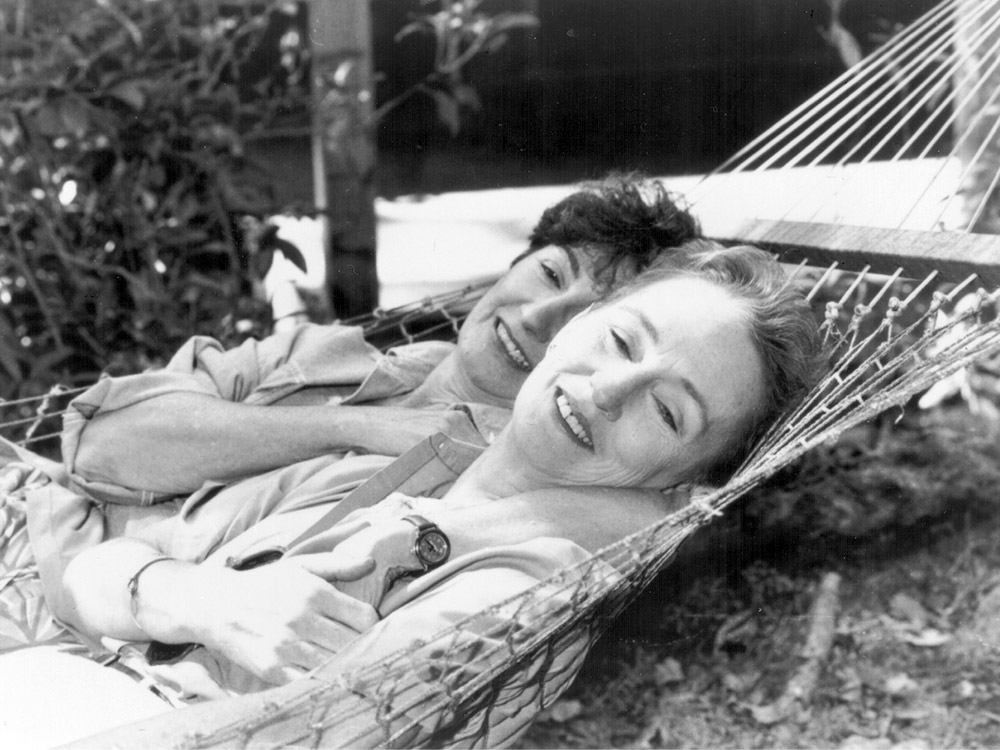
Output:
top-left (0, 0), bottom-right (308, 406)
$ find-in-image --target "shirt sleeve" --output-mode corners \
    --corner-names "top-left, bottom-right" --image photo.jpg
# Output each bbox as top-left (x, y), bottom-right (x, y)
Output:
top-left (326, 537), bottom-right (616, 748)
top-left (60, 325), bottom-right (375, 506)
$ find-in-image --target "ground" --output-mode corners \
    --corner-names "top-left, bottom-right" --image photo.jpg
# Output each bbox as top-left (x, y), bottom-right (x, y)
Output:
top-left (519, 403), bottom-right (1000, 749)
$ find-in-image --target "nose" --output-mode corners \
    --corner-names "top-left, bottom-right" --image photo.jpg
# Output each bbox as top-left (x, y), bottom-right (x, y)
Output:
top-left (590, 364), bottom-right (651, 422)
top-left (520, 295), bottom-right (581, 343)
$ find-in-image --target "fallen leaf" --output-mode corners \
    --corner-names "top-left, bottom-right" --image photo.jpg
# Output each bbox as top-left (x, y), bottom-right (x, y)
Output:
top-left (544, 699), bottom-right (583, 723)
top-left (654, 657), bottom-right (684, 686)
top-left (744, 701), bottom-right (787, 725)
top-left (899, 628), bottom-right (952, 647)
top-left (889, 592), bottom-right (928, 629)
top-left (723, 671), bottom-right (751, 693)
top-left (885, 673), bottom-right (920, 697)
top-left (955, 679), bottom-right (976, 699)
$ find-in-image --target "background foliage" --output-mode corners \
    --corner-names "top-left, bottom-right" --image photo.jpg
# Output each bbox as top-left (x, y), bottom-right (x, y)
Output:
top-left (0, 0), bottom-right (313, 414)
top-left (0, 0), bottom-right (537, 445)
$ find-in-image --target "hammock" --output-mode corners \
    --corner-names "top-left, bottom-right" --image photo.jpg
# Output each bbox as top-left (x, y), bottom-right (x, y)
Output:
top-left (0, 281), bottom-right (493, 449)
top-left (25, 0), bottom-right (1000, 745)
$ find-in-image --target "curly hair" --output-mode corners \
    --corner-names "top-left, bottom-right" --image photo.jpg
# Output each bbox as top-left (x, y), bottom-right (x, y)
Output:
top-left (512, 173), bottom-right (701, 291)
top-left (607, 240), bottom-right (828, 486)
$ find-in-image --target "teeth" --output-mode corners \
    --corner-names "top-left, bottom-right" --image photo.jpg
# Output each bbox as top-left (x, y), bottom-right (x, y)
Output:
top-left (556, 392), bottom-right (593, 447)
top-left (496, 323), bottom-right (531, 370)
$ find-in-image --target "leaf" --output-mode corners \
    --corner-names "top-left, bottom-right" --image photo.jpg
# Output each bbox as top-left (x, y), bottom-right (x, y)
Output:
top-left (107, 81), bottom-right (147, 110)
top-left (545, 699), bottom-right (582, 723)
top-left (745, 701), bottom-right (787, 726)
top-left (888, 592), bottom-right (928, 629)
top-left (57, 96), bottom-right (91, 138)
top-left (884, 673), bottom-right (919, 696)
top-left (654, 657), bottom-right (684, 687)
top-left (33, 102), bottom-right (65, 137)
top-left (451, 83), bottom-right (481, 110)
top-left (898, 628), bottom-right (952, 647)
top-left (430, 89), bottom-right (461, 136)
top-left (394, 20), bottom-right (430, 43)
top-left (274, 239), bottom-right (307, 273)
top-left (489, 12), bottom-right (540, 35)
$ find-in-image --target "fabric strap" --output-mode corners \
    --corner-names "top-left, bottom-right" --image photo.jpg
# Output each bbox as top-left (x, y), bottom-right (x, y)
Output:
top-left (276, 432), bottom-right (481, 557)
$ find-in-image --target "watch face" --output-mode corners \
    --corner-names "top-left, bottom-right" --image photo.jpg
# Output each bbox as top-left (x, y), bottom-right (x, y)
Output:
top-left (416, 529), bottom-right (450, 567)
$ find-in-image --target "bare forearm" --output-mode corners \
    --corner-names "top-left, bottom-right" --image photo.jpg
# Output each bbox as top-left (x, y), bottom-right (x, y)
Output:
top-left (72, 393), bottom-right (394, 493)
top-left (61, 538), bottom-right (214, 644)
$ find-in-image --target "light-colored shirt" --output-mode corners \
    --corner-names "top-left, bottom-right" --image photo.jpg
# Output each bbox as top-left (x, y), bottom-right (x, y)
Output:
top-left (60, 323), bottom-right (510, 506)
top-left (115, 488), bottom-right (607, 748)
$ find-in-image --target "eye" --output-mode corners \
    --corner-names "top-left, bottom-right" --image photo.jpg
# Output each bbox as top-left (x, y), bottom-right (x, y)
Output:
top-left (540, 262), bottom-right (561, 289)
top-left (611, 330), bottom-right (632, 360)
top-left (654, 397), bottom-right (677, 431)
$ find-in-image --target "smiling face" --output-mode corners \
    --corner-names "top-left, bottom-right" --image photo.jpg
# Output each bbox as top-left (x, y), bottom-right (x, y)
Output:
top-left (508, 275), bottom-right (767, 490)
top-left (454, 245), bottom-right (618, 406)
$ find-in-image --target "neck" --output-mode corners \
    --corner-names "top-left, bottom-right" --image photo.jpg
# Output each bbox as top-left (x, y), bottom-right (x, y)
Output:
top-left (444, 427), bottom-right (553, 501)
top-left (399, 352), bottom-right (508, 409)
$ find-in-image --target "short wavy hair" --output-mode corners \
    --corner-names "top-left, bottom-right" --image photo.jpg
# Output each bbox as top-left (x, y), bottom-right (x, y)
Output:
top-left (607, 240), bottom-right (827, 486)
top-left (512, 172), bottom-right (701, 291)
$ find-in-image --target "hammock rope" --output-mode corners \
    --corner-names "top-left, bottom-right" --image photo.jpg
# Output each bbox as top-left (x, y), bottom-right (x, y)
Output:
top-left (688, 0), bottom-right (1000, 237)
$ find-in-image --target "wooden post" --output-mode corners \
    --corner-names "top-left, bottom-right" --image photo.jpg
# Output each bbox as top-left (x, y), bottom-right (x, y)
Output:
top-left (308, 0), bottom-right (379, 319)
top-left (953, 0), bottom-right (1000, 234)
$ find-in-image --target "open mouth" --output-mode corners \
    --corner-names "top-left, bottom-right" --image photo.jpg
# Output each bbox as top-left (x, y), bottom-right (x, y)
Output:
top-left (495, 320), bottom-right (532, 371)
top-left (555, 387), bottom-right (594, 449)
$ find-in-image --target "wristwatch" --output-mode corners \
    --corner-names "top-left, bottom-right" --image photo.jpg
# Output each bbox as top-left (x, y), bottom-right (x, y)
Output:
top-left (401, 514), bottom-right (451, 572)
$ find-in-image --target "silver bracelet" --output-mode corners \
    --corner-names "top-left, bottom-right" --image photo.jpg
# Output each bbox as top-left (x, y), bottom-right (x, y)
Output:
top-left (126, 557), bottom-right (173, 632)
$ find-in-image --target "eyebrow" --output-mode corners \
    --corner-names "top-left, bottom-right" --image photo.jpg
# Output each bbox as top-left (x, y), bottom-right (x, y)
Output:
top-left (625, 304), bottom-right (661, 345)
top-left (626, 305), bottom-right (711, 435)
top-left (557, 245), bottom-right (580, 278)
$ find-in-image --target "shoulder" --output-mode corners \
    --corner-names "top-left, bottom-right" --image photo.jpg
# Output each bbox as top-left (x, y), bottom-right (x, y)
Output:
top-left (385, 340), bottom-right (457, 368)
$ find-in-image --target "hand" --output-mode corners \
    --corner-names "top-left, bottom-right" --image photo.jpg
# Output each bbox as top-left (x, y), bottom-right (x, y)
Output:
top-left (293, 520), bottom-right (425, 609)
top-left (190, 556), bottom-right (379, 686)
top-left (0, 462), bottom-right (47, 495)
top-left (344, 406), bottom-right (487, 456)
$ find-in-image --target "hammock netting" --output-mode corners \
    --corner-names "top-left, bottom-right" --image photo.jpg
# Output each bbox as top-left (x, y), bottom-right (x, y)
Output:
top-left (9, 0), bottom-right (1000, 746)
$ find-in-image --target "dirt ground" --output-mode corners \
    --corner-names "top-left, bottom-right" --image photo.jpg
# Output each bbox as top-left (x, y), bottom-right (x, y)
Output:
top-left (519, 403), bottom-right (1000, 750)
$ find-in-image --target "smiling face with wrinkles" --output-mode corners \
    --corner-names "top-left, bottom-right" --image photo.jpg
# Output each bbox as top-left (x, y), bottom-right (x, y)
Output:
top-left (453, 244), bottom-right (621, 406)
top-left (507, 275), bottom-right (767, 490)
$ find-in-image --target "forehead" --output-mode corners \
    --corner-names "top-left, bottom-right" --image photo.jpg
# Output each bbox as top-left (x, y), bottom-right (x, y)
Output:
top-left (613, 276), bottom-right (746, 331)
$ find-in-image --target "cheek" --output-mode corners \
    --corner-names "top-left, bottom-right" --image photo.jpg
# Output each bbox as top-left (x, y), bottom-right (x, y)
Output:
top-left (602, 430), bottom-right (670, 484)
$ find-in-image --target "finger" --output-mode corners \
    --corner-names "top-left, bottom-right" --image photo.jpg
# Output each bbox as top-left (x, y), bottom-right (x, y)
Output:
top-left (0, 465), bottom-right (29, 494)
top-left (296, 552), bottom-right (376, 582)
top-left (300, 611), bottom-right (372, 654)
top-left (308, 585), bottom-right (380, 632)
